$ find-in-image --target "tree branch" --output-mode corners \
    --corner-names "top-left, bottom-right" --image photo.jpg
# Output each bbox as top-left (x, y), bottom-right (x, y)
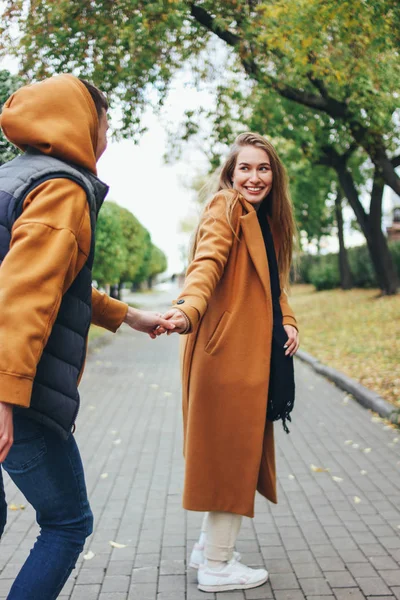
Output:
top-left (190, 4), bottom-right (240, 46)
top-left (190, 3), bottom-right (348, 117)
top-left (391, 154), bottom-right (400, 168)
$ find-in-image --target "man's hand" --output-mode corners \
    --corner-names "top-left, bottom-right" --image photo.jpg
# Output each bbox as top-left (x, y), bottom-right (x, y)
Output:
top-left (283, 325), bottom-right (300, 357)
top-left (156, 308), bottom-right (189, 336)
top-left (0, 403), bottom-right (13, 462)
top-left (123, 307), bottom-right (176, 339)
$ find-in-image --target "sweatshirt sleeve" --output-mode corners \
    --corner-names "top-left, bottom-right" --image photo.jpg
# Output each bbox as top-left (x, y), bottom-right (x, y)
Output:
top-left (91, 288), bottom-right (128, 332)
top-left (0, 178), bottom-right (89, 408)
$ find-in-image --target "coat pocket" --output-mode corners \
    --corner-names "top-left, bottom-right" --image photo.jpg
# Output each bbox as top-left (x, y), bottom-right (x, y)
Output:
top-left (205, 311), bottom-right (231, 355)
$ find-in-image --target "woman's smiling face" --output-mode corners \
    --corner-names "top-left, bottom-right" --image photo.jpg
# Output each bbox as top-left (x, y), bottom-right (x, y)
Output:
top-left (232, 145), bottom-right (273, 207)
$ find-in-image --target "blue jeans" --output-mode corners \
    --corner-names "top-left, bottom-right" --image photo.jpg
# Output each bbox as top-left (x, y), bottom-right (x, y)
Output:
top-left (0, 414), bottom-right (93, 599)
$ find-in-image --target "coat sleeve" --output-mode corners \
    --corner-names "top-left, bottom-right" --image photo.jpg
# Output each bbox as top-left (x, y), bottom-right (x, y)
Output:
top-left (279, 290), bottom-right (298, 330)
top-left (91, 288), bottom-right (128, 332)
top-left (173, 193), bottom-right (236, 332)
top-left (0, 179), bottom-right (89, 408)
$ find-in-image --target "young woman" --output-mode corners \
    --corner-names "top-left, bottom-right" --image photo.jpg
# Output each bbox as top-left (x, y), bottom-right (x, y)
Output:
top-left (163, 132), bottom-right (299, 593)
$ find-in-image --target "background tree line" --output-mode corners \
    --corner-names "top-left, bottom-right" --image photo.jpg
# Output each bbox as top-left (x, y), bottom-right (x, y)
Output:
top-left (1, 0), bottom-right (399, 293)
top-left (92, 200), bottom-right (167, 294)
top-left (0, 71), bottom-right (167, 293)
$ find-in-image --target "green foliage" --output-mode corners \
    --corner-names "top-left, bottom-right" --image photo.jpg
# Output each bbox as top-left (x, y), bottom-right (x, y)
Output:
top-left (309, 256), bottom-right (340, 291)
top-left (298, 241), bottom-right (400, 291)
top-left (118, 207), bottom-right (150, 283)
top-left (2, 0), bottom-right (399, 151)
top-left (389, 240), bottom-right (400, 276)
top-left (92, 201), bottom-right (128, 286)
top-left (92, 200), bottom-right (168, 287)
top-left (148, 245), bottom-right (168, 279)
top-left (347, 245), bottom-right (377, 288)
top-left (0, 69), bottom-right (23, 165)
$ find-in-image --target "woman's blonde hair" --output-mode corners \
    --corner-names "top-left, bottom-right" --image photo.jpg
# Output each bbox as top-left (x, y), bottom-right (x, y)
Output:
top-left (191, 132), bottom-right (296, 290)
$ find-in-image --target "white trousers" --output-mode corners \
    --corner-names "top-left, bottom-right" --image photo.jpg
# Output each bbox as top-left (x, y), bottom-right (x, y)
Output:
top-left (201, 511), bottom-right (242, 562)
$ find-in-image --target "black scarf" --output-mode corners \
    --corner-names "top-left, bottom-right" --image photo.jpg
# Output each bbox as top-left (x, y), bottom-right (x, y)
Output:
top-left (257, 200), bottom-right (295, 433)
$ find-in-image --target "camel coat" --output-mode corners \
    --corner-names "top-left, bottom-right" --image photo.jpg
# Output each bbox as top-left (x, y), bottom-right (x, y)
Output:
top-left (174, 191), bottom-right (298, 518)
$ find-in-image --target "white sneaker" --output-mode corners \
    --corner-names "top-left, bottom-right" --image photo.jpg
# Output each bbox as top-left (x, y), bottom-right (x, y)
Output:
top-left (189, 543), bottom-right (241, 569)
top-left (197, 558), bottom-right (268, 592)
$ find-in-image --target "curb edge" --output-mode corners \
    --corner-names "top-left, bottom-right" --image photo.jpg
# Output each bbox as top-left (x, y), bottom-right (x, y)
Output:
top-left (296, 349), bottom-right (397, 421)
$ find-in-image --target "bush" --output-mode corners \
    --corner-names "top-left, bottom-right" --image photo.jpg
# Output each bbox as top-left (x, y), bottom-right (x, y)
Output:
top-left (389, 240), bottom-right (400, 275)
top-left (296, 240), bottom-right (400, 291)
top-left (309, 257), bottom-right (340, 290)
top-left (347, 245), bottom-right (376, 288)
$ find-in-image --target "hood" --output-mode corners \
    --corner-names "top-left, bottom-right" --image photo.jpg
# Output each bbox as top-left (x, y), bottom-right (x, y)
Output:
top-left (0, 74), bottom-right (98, 174)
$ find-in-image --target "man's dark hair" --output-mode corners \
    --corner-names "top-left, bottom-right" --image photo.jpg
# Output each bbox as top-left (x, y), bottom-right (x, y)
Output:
top-left (79, 79), bottom-right (108, 117)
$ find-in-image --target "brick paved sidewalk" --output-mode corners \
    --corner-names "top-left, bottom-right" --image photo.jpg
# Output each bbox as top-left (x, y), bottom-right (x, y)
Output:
top-left (1, 326), bottom-right (399, 600)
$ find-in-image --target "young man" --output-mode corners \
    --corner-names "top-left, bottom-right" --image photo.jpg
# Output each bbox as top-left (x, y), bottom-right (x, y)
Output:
top-left (0, 75), bottom-right (174, 599)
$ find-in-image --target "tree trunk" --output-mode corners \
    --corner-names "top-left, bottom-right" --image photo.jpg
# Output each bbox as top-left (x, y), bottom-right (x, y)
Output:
top-left (367, 171), bottom-right (399, 295)
top-left (335, 191), bottom-right (354, 290)
top-left (336, 161), bottom-right (398, 295)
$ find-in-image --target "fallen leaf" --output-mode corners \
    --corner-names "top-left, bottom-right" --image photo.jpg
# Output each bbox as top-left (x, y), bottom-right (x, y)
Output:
top-left (109, 541), bottom-right (127, 549)
top-left (83, 550), bottom-right (95, 560)
top-left (345, 440), bottom-right (353, 445)
top-left (310, 464), bottom-right (329, 473)
top-left (360, 470), bottom-right (367, 475)
top-left (150, 384), bottom-right (159, 389)
top-left (352, 443), bottom-right (359, 449)
top-left (110, 430), bottom-right (117, 435)
top-left (288, 474), bottom-right (295, 480)
top-left (363, 448), bottom-right (372, 454)
top-left (393, 438), bottom-right (399, 443)
top-left (353, 496), bottom-right (362, 504)
top-left (137, 372), bottom-right (144, 378)
top-left (8, 504), bottom-right (19, 511)
top-left (88, 405), bottom-right (96, 411)
top-left (332, 476), bottom-right (343, 483)
top-left (113, 439), bottom-right (122, 446)
top-left (100, 473), bottom-right (108, 479)
top-left (164, 392), bottom-right (172, 397)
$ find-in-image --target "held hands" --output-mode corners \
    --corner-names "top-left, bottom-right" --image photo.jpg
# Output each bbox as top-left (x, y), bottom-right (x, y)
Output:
top-left (123, 306), bottom-right (176, 339)
top-left (283, 325), bottom-right (300, 357)
top-left (155, 308), bottom-right (188, 336)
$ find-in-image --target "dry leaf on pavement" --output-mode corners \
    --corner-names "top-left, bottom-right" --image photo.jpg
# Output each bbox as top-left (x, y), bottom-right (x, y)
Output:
top-left (109, 541), bottom-right (127, 549)
top-left (310, 464), bottom-right (329, 473)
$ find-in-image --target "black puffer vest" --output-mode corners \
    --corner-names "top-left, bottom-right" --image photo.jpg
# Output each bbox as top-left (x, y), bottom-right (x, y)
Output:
top-left (0, 148), bottom-right (108, 438)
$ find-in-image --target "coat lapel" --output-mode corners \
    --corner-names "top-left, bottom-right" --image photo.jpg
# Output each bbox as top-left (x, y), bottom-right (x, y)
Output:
top-left (240, 210), bottom-right (271, 300)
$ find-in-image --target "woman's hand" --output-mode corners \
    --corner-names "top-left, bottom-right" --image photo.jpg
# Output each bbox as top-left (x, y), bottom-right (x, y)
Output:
top-left (156, 308), bottom-right (189, 336)
top-left (283, 325), bottom-right (299, 357)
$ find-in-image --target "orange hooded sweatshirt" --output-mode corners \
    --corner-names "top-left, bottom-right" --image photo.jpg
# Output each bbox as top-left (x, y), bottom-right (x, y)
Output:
top-left (0, 74), bottom-right (128, 408)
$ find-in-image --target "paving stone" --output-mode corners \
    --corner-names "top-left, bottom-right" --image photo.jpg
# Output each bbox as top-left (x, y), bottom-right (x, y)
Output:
top-left (378, 571), bottom-right (400, 587)
top-left (271, 573), bottom-right (301, 590)
top-left (274, 592), bottom-right (306, 600)
top-left (332, 591), bottom-right (366, 600)
top-left (355, 577), bottom-right (392, 596)
top-left (324, 572), bottom-right (358, 588)
top-left (0, 314), bottom-right (399, 600)
top-left (299, 578), bottom-right (332, 596)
